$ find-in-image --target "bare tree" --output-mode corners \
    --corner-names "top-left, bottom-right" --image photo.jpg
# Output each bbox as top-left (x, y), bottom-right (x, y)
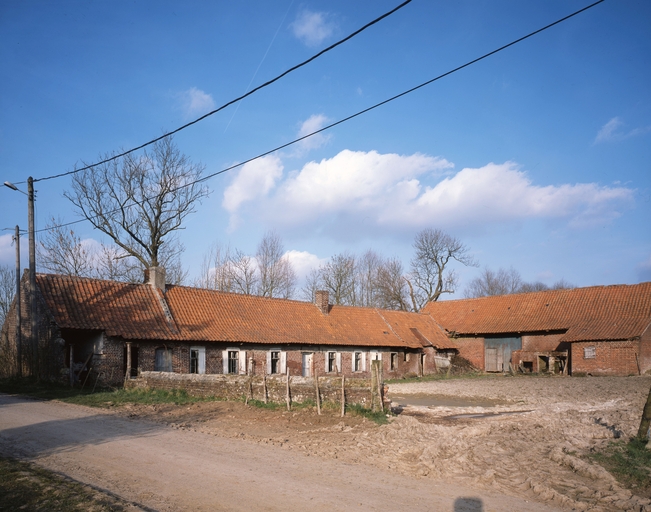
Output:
top-left (375, 257), bottom-right (411, 311)
top-left (301, 268), bottom-right (322, 303)
top-left (38, 218), bottom-right (185, 284)
top-left (465, 266), bottom-right (574, 298)
top-left (64, 136), bottom-right (209, 272)
top-left (406, 228), bottom-right (477, 311)
top-left (230, 249), bottom-right (258, 295)
top-left (195, 243), bottom-right (233, 291)
top-left (0, 264), bottom-right (14, 329)
top-left (464, 267), bottom-right (523, 298)
top-left (38, 218), bottom-right (95, 277)
top-left (355, 250), bottom-right (382, 307)
top-left (256, 232), bottom-right (296, 299)
top-left (320, 252), bottom-right (357, 305)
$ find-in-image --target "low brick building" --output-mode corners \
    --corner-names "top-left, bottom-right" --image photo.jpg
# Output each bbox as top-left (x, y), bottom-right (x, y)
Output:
top-left (424, 283), bottom-right (651, 376)
top-left (0, 268), bottom-right (456, 385)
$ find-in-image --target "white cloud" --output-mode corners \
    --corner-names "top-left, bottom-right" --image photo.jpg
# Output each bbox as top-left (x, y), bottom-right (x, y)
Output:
top-left (0, 233), bottom-right (15, 266)
top-left (178, 87), bottom-right (215, 118)
top-left (595, 117), bottom-right (651, 144)
top-left (284, 250), bottom-right (326, 280)
top-left (223, 150), bottom-right (634, 237)
top-left (291, 10), bottom-right (336, 47)
top-left (295, 114), bottom-right (330, 155)
top-left (222, 155), bottom-right (284, 229)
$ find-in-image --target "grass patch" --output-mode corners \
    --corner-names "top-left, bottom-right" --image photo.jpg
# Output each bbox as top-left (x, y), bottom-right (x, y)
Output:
top-left (588, 439), bottom-right (651, 497)
top-left (0, 377), bottom-right (222, 408)
top-left (0, 456), bottom-right (129, 511)
top-left (346, 403), bottom-right (390, 425)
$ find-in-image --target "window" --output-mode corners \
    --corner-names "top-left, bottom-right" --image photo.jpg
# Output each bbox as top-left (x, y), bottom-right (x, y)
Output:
top-left (326, 351), bottom-right (340, 373)
top-left (390, 352), bottom-right (398, 371)
top-left (190, 347), bottom-right (205, 374)
top-left (354, 352), bottom-right (362, 372)
top-left (270, 351), bottom-right (280, 374)
top-left (584, 346), bottom-right (596, 359)
top-left (228, 351), bottom-right (239, 374)
top-left (154, 347), bottom-right (173, 372)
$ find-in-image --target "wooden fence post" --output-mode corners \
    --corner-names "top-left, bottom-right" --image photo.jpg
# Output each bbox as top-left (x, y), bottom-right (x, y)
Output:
top-left (263, 362), bottom-right (268, 404)
top-left (341, 375), bottom-right (345, 417)
top-left (315, 371), bottom-right (321, 415)
top-left (637, 383), bottom-right (651, 442)
top-left (286, 367), bottom-right (291, 411)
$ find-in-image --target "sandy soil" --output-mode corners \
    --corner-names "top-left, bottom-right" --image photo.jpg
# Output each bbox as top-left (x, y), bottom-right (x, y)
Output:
top-left (115, 375), bottom-right (651, 511)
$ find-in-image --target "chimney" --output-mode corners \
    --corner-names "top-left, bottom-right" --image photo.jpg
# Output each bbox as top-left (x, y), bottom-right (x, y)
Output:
top-left (147, 266), bottom-right (166, 292)
top-left (315, 290), bottom-right (329, 315)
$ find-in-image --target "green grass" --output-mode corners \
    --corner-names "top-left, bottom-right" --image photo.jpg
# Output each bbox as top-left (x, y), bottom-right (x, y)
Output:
top-left (0, 456), bottom-right (129, 511)
top-left (346, 403), bottom-right (390, 425)
top-left (588, 439), bottom-right (651, 496)
top-left (0, 377), bottom-right (221, 407)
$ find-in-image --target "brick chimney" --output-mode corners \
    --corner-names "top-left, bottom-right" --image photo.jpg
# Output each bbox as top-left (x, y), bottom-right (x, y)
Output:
top-left (315, 290), bottom-right (329, 315)
top-left (147, 266), bottom-right (166, 292)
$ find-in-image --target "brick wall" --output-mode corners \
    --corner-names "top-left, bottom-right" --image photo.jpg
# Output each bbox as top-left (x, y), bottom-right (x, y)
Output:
top-left (454, 337), bottom-right (484, 369)
top-left (125, 371), bottom-right (374, 407)
top-left (571, 340), bottom-right (639, 376)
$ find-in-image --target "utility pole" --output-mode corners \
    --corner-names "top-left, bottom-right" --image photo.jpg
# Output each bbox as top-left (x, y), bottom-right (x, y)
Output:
top-left (14, 225), bottom-right (21, 378)
top-left (27, 177), bottom-right (37, 378)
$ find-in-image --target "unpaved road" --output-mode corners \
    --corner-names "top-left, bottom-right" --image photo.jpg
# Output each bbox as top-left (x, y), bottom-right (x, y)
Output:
top-left (0, 394), bottom-right (554, 512)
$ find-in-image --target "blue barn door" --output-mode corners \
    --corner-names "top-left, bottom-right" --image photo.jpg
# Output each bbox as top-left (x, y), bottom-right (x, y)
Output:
top-left (485, 337), bottom-right (522, 372)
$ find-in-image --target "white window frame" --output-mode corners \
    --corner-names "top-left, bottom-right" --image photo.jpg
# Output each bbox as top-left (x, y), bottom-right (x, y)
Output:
top-left (190, 346), bottom-right (206, 374)
top-left (223, 348), bottom-right (247, 375)
top-left (353, 351), bottom-right (367, 372)
top-left (583, 346), bottom-right (596, 359)
top-left (325, 351), bottom-right (341, 373)
top-left (266, 349), bottom-right (287, 375)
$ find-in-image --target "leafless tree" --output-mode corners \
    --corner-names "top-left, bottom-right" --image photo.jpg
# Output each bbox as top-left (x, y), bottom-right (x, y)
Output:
top-left (230, 249), bottom-right (258, 295)
top-left (355, 249), bottom-right (382, 308)
top-left (319, 252), bottom-right (357, 305)
top-left (195, 243), bottom-right (233, 291)
top-left (301, 268), bottom-right (322, 303)
top-left (406, 228), bottom-right (477, 311)
top-left (375, 257), bottom-right (411, 311)
top-left (0, 264), bottom-right (15, 329)
top-left (465, 266), bottom-right (574, 298)
top-left (464, 267), bottom-right (523, 298)
top-left (38, 218), bottom-right (185, 284)
top-left (256, 232), bottom-right (296, 299)
top-left (64, 136), bottom-right (209, 272)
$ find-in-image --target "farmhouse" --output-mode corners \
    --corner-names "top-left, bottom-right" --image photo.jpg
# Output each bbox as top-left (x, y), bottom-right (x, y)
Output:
top-left (423, 282), bottom-right (651, 376)
top-left (0, 268), bottom-right (456, 385)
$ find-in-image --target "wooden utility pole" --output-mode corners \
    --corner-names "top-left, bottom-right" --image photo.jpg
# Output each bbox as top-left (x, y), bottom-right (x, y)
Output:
top-left (14, 225), bottom-right (21, 378)
top-left (28, 177), bottom-right (37, 378)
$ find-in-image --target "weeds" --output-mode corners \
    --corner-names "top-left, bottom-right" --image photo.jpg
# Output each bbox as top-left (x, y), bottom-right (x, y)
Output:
top-left (346, 403), bottom-right (390, 425)
top-left (588, 439), bottom-right (651, 498)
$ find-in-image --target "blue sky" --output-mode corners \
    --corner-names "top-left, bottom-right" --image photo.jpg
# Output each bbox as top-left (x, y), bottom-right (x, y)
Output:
top-left (1, 0), bottom-right (650, 296)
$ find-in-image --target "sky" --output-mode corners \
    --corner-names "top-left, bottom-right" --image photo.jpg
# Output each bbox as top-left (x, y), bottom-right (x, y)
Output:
top-left (1, 0), bottom-right (650, 299)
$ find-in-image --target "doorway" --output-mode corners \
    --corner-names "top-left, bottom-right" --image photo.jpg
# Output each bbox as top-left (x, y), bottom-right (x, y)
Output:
top-left (302, 353), bottom-right (313, 377)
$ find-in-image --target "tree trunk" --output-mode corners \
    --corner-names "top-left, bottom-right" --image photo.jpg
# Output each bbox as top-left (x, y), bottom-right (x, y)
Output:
top-left (637, 382), bottom-right (651, 442)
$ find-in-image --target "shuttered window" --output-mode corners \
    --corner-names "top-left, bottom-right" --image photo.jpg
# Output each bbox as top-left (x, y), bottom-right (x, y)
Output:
top-left (154, 348), bottom-right (173, 372)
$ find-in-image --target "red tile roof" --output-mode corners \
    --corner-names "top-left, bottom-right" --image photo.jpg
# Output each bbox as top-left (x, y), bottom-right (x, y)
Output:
top-left (423, 282), bottom-right (651, 343)
top-left (36, 274), bottom-right (452, 349)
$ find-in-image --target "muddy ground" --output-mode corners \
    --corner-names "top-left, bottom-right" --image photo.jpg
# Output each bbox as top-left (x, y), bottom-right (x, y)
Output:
top-left (116, 375), bottom-right (651, 511)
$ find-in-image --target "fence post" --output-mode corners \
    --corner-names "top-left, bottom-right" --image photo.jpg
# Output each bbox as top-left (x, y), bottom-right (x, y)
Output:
top-left (341, 374), bottom-right (345, 417)
top-left (286, 367), bottom-right (291, 411)
top-left (314, 370), bottom-right (321, 415)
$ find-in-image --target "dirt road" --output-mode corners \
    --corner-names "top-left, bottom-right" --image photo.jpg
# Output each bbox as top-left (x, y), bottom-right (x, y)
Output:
top-left (0, 394), bottom-right (555, 512)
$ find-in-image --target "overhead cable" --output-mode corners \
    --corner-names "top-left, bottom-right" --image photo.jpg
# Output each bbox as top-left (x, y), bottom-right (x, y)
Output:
top-left (32, 0), bottom-right (412, 184)
top-left (36, 0), bottom-right (605, 234)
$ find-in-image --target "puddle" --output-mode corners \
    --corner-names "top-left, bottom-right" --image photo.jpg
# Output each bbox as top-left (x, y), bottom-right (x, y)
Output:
top-left (390, 393), bottom-right (509, 408)
top-left (444, 410), bottom-right (532, 420)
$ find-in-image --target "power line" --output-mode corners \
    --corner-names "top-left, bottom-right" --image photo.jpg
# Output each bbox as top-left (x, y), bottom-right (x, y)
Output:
top-left (35, 0), bottom-right (605, 235)
top-left (31, 0), bottom-right (412, 184)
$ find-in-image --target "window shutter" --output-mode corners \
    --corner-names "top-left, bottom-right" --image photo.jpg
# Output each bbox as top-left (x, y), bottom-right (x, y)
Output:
top-left (222, 350), bottom-right (228, 374)
top-left (336, 352), bottom-right (342, 373)
top-left (280, 351), bottom-right (287, 374)
top-left (266, 351), bottom-right (272, 374)
top-left (239, 350), bottom-right (247, 374)
top-left (198, 348), bottom-right (206, 374)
